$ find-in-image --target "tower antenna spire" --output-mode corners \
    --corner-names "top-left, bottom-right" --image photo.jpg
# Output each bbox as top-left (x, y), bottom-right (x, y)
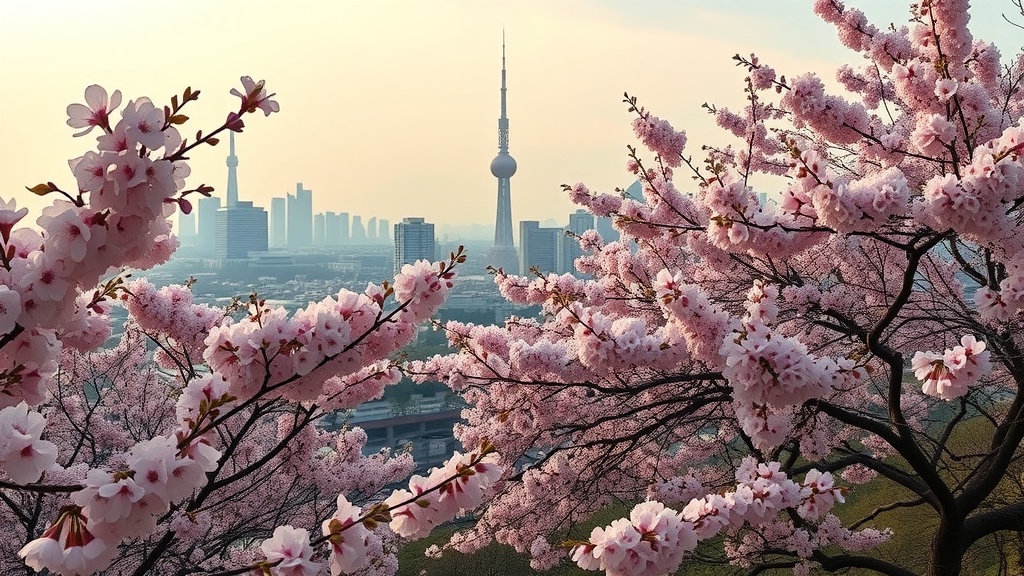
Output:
top-left (488, 32), bottom-right (519, 272)
top-left (498, 30), bottom-right (509, 153)
top-left (226, 131), bottom-right (239, 207)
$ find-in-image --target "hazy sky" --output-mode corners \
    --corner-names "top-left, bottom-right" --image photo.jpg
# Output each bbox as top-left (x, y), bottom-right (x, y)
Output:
top-left (2, 1), bottom-right (1021, 237)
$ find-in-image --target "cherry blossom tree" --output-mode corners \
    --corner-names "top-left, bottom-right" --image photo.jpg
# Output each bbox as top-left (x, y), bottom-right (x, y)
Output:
top-left (8, 0), bottom-right (1024, 575)
top-left (410, 1), bottom-right (1024, 575)
top-left (0, 78), bottom-right (503, 576)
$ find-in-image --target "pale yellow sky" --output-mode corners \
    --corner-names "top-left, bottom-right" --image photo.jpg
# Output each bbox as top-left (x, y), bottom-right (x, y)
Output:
top-left (1, 1), bottom-right (1019, 235)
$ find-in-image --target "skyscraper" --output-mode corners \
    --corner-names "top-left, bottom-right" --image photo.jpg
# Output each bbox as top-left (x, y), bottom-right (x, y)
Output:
top-left (178, 209), bottom-right (196, 247)
top-left (367, 217), bottom-right (378, 242)
top-left (287, 183), bottom-right (313, 249)
top-left (562, 209), bottom-right (595, 274)
top-left (197, 197), bottom-right (221, 249)
top-left (325, 212), bottom-right (341, 246)
top-left (378, 218), bottom-right (390, 243)
top-left (519, 220), bottom-right (559, 275)
top-left (338, 212), bottom-right (350, 244)
top-left (313, 213), bottom-right (326, 246)
top-left (215, 133), bottom-right (268, 259)
top-left (351, 215), bottom-right (366, 243)
top-left (394, 217), bottom-right (436, 274)
top-left (270, 197), bottom-right (286, 248)
top-left (487, 35), bottom-right (519, 272)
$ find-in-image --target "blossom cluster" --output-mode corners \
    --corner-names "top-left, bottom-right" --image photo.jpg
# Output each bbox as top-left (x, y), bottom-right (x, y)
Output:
top-left (912, 334), bottom-right (991, 400)
top-left (19, 371), bottom-right (229, 574)
top-left (572, 460), bottom-right (846, 575)
top-left (383, 448), bottom-right (502, 540)
top-left (631, 113), bottom-right (687, 168)
top-left (255, 446), bottom-right (503, 576)
top-left (974, 251), bottom-right (1024, 323)
top-left (123, 278), bottom-right (223, 364)
top-left (0, 80), bottom-right (268, 409)
top-left (720, 282), bottom-right (840, 450)
top-left (0, 402), bottom-right (58, 484)
top-left (0, 76), bottom-right (482, 576)
top-left (571, 501), bottom-right (697, 576)
top-left (203, 259), bottom-right (453, 403)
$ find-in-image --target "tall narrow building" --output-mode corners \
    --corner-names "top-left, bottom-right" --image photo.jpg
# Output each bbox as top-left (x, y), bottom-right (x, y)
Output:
top-left (562, 209), bottom-right (595, 274)
top-left (197, 197), bottom-right (220, 248)
top-left (286, 183), bottom-right (313, 249)
top-left (519, 220), bottom-right (559, 275)
top-left (367, 217), bottom-right (378, 241)
top-left (270, 197), bottom-right (286, 248)
top-left (215, 132), bottom-right (268, 259)
top-left (178, 209), bottom-right (196, 247)
top-left (487, 35), bottom-right (519, 272)
top-left (338, 212), bottom-right (350, 244)
top-left (313, 213), bottom-right (326, 246)
top-left (351, 215), bottom-right (366, 243)
top-left (325, 212), bottom-right (340, 246)
top-left (394, 217), bottom-right (436, 275)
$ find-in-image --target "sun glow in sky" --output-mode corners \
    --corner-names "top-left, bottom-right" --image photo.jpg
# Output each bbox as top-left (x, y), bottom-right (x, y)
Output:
top-left (1, 1), bottom-right (1021, 236)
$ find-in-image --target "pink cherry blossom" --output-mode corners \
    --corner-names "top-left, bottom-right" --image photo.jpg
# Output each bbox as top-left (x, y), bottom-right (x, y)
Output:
top-left (322, 495), bottom-right (371, 575)
top-left (913, 335), bottom-right (991, 400)
top-left (66, 85), bottom-right (122, 137)
top-left (121, 98), bottom-right (166, 151)
top-left (0, 286), bottom-right (22, 336)
top-left (935, 78), bottom-right (959, 102)
top-left (260, 526), bottom-right (320, 576)
top-left (572, 501), bottom-right (696, 576)
top-left (39, 208), bottom-right (92, 263)
top-left (0, 197), bottom-right (28, 244)
top-left (231, 75), bottom-right (280, 116)
top-left (0, 402), bottom-right (58, 483)
top-left (19, 506), bottom-right (118, 576)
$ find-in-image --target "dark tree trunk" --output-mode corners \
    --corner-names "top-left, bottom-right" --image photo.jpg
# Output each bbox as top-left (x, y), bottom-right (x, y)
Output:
top-left (931, 515), bottom-right (965, 576)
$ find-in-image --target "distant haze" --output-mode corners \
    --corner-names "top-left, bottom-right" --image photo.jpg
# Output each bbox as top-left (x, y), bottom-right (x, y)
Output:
top-left (2, 1), bottom-right (1020, 235)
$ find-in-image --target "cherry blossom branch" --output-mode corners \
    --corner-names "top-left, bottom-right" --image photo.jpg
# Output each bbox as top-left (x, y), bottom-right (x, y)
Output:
top-left (810, 551), bottom-right (917, 576)
top-left (179, 276), bottom-right (450, 448)
top-left (0, 479), bottom-right (84, 494)
top-left (200, 441), bottom-right (497, 576)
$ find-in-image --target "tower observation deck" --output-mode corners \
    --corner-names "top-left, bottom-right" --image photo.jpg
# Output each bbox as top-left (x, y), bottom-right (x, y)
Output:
top-left (486, 34), bottom-right (520, 272)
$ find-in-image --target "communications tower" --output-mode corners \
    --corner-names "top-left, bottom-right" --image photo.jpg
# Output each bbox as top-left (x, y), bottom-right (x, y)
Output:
top-left (486, 34), bottom-right (519, 272)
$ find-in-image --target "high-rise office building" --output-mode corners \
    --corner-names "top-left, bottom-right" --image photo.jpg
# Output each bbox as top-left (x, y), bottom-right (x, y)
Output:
top-left (562, 209), bottom-right (595, 274)
top-left (325, 212), bottom-right (340, 246)
top-left (519, 220), bottom-right (559, 275)
top-left (216, 205), bottom-right (268, 259)
top-left (215, 133), bottom-right (268, 259)
top-left (287, 183), bottom-right (313, 249)
top-left (351, 215), bottom-right (366, 243)
top-left (487, 36), bottom-right (519, 272)
top-left (270, 197), bottom-right (286, 248)
top-left (338, 213), bottom-right (350, 244)
top-left (197, 197), bottom-right (221, 249)
top-left (178, 209), bottom-right (196, 247)
top-left (378, 218), bottom-right (390, 242)
top-left (313, 213), bottom-right (326, 246)
top-left (367, 217), bottom-right (378, 242)
top-left (595, 216), bottom-right (619, 243)
top-left (394, 217), bottom-right (436, 274)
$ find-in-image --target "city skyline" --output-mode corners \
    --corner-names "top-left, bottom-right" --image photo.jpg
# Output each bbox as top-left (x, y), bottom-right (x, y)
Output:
top-left (2, 2), bottom-right (1021, 231)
